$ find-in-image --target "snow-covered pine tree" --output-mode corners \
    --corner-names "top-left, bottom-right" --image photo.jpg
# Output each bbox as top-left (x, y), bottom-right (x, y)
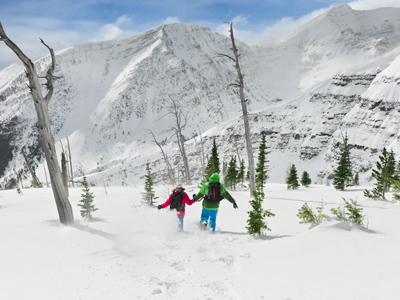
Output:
top-left (300, 171), bottom-right (312, 187)
top-left (201, 137), bottom-right (220, 184)
top-left (255, 133), bottom-right (269, 191)
top-left (286, 164), bottom-right (299, 190)
top-left (142, 162), bottom-right (158, 206)
top-left (364, 147), bottom-right (395, 200)
top-left (78, 176), bottom-right (98, 219)
top-left (246, 188), bottom-right (275, 236)
top-left (225, 156), bottom-right (238, 190)
top-left (332, 133), bottom-right (353, 191)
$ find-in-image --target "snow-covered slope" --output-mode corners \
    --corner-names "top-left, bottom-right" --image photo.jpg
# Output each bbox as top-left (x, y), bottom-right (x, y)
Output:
top-left (1, 184), bottom-right (400, 299)
top-left (1, 4), bottom-right (400, 187)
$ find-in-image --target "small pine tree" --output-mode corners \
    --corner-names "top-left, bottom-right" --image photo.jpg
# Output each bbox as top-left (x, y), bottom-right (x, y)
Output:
top-left (391, 179), bottom-right (400, 201)
top-left (386, 149), bottom-right (396, 191)
top-left (332, 133), bottom-right (353, 191)
top-left (297, 201), bottom-right (327, 226)
top-left (142, 162), bottom-right (158, 206)
top-left (331, 198), bottom-right (365, 226)
top-left (286, 164), bottom-right (299, 190)
top-left (255, 133), bottom-right (270, 191)
top-left (16, 186), bottom-right (23, 195)
top-left (246, 188), bottom-right (275, 236)
top-left (225, 156), bottom-right (238, 190)
top-left (364, 147), bottom-right (395, 200)
top-left (202, 137), bottom-right (220, 184)
top-left (353, 172), bottom-right (360, 186)
top-left (78, 176), bottom-right (98, 219)
top-left (300, 171), bottom-right (312, 187)
top-left (237, 159), bottom-right (245, 188)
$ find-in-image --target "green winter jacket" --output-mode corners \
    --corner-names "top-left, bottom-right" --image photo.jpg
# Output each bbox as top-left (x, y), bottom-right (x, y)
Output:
top-left (194, 173), bottom-right (236, 210)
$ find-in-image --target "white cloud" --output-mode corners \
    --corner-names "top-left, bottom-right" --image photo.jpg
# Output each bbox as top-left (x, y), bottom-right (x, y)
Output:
top-left (162, 17), bottom-right (181, 24)
top-left (215, 7), bottom-right (331, 43)
top-left (347, 0), bottom-right (400, 10)
top-left (90, 15), bottom-right (138, 42)
top-left (115, 15), bottom-right (134, 27)
top-left (232, 15), bottom-right (249, 27)
top-left (91, 24), bottom-right (124, 42)
top-left (215, 1), bottom-right (400, 44)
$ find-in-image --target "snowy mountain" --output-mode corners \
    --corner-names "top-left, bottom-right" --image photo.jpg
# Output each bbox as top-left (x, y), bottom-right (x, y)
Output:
top-left (1, 4), bottom-right (400, 188)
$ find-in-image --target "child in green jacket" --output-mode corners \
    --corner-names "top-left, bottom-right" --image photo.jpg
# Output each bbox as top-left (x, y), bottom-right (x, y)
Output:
top-left (193, 173), bottom-right (238, 231)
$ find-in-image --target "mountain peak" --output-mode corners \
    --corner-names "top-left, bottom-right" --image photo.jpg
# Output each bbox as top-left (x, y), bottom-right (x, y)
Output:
top-left (326, 3), bottom-right (352, 14)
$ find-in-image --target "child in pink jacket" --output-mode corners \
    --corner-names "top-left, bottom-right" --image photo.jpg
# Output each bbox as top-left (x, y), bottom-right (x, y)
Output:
top-left (158, 183), bottom-right (196, 231)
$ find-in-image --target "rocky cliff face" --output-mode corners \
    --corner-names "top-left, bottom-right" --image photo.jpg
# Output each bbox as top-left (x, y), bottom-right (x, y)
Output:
top-left (1, 4), bottom-right (400, 187)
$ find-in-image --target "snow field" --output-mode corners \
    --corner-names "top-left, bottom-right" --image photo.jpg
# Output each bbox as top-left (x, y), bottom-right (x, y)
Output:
top-left (1, 183), bottom-right (400, 299)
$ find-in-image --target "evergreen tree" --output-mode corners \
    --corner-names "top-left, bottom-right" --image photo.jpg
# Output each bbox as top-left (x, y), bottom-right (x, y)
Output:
top-left (225, 156), bottom-right (238, 190)
top-left (332, 133), bottom-right (353, 191)
top-left (387, 149), bottom-right (396, 191)
top-left (246, 188), bottom-right (275, 236)
top-left (331, 198), bottom-right (365, 226)
top-left (286, 164), bottom-right (299, 190)
top-left (202, 137), bottom-right (220, 184)
top-left (237, 159), bottom-right (245, 188)
top-left (353, 173), bottom-right (360, 186)
top-left (142, 162), bottom-right (158, 206)
top-left (364, 147), bottom-right (395, 200)
top-left (78, 176), bottom-right (98, 219)
top-left (255, 134), bottom-right (270, 191)
top-left (300, 171), bottom-right (312, 187)
top-left (394, 160), bottom-right (400, 182)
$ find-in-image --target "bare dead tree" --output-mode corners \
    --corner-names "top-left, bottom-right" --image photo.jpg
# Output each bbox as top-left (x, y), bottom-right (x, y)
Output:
top-left (66, 137), bottom-right (74, 187)
top-left (0, 22), bottom-right (74, 224)
top-left (21, 148), bottom-right (41, 187)
top-left (167, 96), bottom-right (191, 185)
top-left (197, 127), bottom-right (206, 176)
top-left (147, 129), bottom-right (176, 184)
top-left (217, 22), bottom-right (256, 194)
top-left (43, 163), bottom-right (49, 187)
top-left (61, 152), bottom-right (68, 196)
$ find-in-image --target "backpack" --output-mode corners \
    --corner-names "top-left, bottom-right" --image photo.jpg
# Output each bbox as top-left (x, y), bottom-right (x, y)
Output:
top-left (169, 192), bottom-right (185, 212)
top-left (204, 182), bottom-right (223, 203)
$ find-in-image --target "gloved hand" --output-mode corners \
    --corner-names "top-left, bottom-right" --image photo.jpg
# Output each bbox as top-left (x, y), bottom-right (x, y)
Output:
top-left (193, 194), bottom-right (197, 199)
top-left (233, 202), bottom-right (238, 209)
top-left (157, 205), bottom-right (162, 210)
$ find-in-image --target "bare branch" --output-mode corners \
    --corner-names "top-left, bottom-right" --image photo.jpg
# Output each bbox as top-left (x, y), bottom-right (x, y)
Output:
top-left (0, 21), bottom-right (34, 72)
top-left (216, 53), bottom-right (235, 62)
top-left (40, 38), bottom-right (57, 103)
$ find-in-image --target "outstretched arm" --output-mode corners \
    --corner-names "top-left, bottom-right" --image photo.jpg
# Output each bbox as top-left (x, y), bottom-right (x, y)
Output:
top-left (221, 185), bottom-right (238, 208)
top-left (193, 183), bottom-right (208, 200)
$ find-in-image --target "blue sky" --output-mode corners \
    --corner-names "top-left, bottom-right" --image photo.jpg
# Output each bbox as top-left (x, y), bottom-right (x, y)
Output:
top-left (1, 0), bottom-right (400, 69)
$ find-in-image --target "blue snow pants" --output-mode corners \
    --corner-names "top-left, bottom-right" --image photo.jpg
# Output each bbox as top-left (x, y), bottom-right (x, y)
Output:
top-left (177, 217), bottom-right (184, 232)
top-left (200, 209), bottom-right (218, 231)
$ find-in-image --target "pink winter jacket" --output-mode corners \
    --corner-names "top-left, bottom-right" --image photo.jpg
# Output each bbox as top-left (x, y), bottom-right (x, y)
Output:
top-left (161, 190), bottom-right (196, 218)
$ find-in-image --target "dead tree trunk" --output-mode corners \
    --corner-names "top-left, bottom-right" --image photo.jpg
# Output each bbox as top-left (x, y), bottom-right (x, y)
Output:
top-left (197, 128), bottom-right (206, 176)
top-left (21, 148), bottom-right (41, 187)
top-left (0, 22), bottom-right (74, 224)
top-left (169, 97), bottom-right (191, 185)
top-left (43, 164), bottom-right (49, 187)
top-left (61, 152), bottom-right (69, 196)
top-left (147, 129), bottom-right (176, 184)
top-left (67, 137), bottom-right (74, 187)
top-left (218, 22), bottom-right (256, 194)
